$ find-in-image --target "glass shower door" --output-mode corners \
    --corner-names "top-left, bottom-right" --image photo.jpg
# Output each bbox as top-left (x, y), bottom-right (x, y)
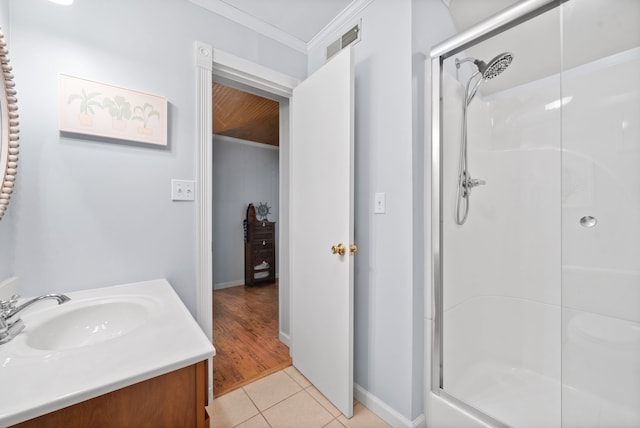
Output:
top-left (560, 1), bottom-right (640, 426)
top-left (438, 5), bottom-right (563, 427)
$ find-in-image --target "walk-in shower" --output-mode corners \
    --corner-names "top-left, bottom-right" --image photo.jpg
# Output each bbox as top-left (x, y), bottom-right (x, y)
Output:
top-left (454, 53), bottom-right (513, 225)
top-left (429, 0), bottom-right (640, 427)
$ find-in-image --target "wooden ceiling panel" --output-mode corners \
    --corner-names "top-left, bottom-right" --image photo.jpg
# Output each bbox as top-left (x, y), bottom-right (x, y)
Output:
top-left (213, 83), bottom-right (279, 146)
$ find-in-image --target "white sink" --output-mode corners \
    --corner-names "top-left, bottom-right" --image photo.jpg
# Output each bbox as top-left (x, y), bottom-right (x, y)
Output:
top-left (26, 300), bottom-right (151, 351)
top-left (0, 279), bottom-right (215, 427)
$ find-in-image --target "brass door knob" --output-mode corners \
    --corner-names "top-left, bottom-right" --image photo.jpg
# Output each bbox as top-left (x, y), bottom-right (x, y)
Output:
top-left (350, 244), bottom-right (358, 255)
top-left (331, 243), bottom-right (346, 256)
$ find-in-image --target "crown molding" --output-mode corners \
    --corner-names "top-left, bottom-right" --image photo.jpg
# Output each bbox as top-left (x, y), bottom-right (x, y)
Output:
top-left (189, 0), bottom-right (307, 53)
top-left (190, 0), bottom-right (375, 55)
top-left (307, 0), bottom-right (374, 51)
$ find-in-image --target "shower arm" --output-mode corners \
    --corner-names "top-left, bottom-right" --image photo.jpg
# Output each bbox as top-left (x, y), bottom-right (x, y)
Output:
top-left (455, 57), bottom-right (484, 105)
top-left (455, 57), bottom-right (476, 69)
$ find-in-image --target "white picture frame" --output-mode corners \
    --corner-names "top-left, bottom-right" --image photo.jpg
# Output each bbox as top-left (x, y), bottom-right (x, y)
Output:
top-left (59, 74), bottom-right (167, 146)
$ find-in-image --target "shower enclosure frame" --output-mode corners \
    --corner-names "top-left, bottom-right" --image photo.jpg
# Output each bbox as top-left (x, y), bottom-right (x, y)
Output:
top-left (429, 0), bottom-right (566, 426)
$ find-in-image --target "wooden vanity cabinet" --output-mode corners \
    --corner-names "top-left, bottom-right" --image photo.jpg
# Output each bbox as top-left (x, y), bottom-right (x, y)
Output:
top-left (244, 221), bottom-right (276, 286)
top-left (11, 360), bottom-right (209, 428)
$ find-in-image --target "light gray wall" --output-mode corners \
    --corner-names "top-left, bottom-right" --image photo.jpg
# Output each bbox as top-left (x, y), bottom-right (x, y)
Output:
top-left (0, 0), bottom-right (14, 282)
top-left (8, 0), bottom-right (305, 314)
top-left (0, 2), bottom-right (7, 46)
top-left (308, 0), bottom-right (457, 422)
top-left (0, 209), bottom-right (13, 281)
top-left (212, 136), bottom-right (279, 288)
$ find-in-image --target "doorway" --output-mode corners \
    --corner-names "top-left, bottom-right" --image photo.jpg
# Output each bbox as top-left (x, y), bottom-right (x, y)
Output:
top-left (211, 82), bottom-right (291, 395)
top-left (193, 44), bottom-right (300, 400)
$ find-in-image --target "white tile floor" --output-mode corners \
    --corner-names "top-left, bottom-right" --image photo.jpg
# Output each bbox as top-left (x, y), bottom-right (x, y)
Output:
top-left (207, 366), bottom-right (390, 428)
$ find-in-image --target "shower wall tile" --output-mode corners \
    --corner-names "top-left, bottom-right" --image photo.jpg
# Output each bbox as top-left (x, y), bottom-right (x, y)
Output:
top-left (560, 51), bottom-right (640, 428)
top-left (560, 383), bottom-right (602, 428)
top-left (441, 72), bottom-right (562, 311)
top-left (562, 266), bottom-right (640, 323)
top-left (440, 69), bottom-right (562, 391)
top-left (598, 400), bottom-right (640, 428)
top-left (562, 308), bottom-right (640, 425)
top-left (561, 54), bottom-right (640, 274)
top-left (443, 296), bottom-right (561, 385)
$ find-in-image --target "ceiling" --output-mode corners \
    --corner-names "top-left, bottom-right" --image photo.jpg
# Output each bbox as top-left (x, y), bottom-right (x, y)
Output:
top-left (213, 83), bottom-right (280, 146)
top-left (216, 0), bottom-right (354, 43)
top-left (189, 0), bottom-right (356, 51)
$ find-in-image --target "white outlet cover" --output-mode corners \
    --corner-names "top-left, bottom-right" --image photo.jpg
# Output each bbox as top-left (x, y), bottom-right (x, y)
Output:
top-left (171, 179), bottom-right (195, 201)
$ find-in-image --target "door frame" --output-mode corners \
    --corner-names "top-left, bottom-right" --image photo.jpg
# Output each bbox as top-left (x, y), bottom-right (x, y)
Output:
top-left (194, 41), bottom-right (300, 399)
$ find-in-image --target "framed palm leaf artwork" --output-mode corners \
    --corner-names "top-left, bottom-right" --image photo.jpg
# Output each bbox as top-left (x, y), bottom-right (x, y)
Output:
top-left (59, 74), bottom-right (167, 146)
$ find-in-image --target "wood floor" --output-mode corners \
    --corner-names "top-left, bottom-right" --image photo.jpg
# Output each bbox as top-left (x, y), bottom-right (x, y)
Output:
top-left (212, 282), bottom-right (292, 396)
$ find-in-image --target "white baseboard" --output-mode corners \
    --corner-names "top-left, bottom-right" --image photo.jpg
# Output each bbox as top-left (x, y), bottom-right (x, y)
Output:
top-left (411, 414), bottom-right (427, 428)
top-left (279, 331), bottom-right (291, 347)
top-left (214, 277), bottom-right (280, 290)
top-left (354, 383), bottom-right (426, 428)
top-left (213, 280), bottom-right (244, 290)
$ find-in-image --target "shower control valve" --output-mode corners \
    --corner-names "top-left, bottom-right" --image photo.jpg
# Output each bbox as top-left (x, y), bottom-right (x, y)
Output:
top-left (462, 176), bottom-right (486, 195)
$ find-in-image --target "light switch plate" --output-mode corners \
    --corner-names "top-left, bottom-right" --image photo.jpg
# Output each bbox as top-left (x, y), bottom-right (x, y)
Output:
top-left (171, 179), bottom-right (195, 201)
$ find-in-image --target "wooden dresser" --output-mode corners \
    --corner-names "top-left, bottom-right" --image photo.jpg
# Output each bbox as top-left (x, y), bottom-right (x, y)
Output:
top-left (244, 221), bottom-right (276, 285)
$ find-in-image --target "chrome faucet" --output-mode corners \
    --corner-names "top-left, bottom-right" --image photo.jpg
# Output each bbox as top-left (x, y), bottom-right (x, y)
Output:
top-left (0, 294), bottom-right (71, 344)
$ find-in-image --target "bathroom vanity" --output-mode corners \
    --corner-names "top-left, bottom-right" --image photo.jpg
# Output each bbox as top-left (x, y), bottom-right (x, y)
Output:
top-left (10, 361), bottom-right (208, 428)
top-left (10, 360), bottom-right (209, 428)
top-left (0, 279), bottom-right (215, 427)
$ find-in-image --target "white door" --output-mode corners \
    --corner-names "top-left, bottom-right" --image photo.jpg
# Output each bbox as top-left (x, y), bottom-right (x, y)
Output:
top-left (290, 47), bottom-right (355, 418)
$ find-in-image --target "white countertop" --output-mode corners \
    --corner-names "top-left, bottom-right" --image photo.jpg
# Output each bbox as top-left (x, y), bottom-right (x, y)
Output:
top-left (0, 279), bottom-right (215, 427)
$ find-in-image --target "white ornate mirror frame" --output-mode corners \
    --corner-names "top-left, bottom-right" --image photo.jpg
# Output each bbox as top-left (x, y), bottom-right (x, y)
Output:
top-left (0, 27), bottom-right (19, 221)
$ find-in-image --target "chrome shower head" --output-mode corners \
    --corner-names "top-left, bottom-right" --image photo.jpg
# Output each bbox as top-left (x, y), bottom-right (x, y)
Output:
top-left (474, 52), bottom-right (513, 80)
top-left (455, 52), bottom-right (515, 106)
